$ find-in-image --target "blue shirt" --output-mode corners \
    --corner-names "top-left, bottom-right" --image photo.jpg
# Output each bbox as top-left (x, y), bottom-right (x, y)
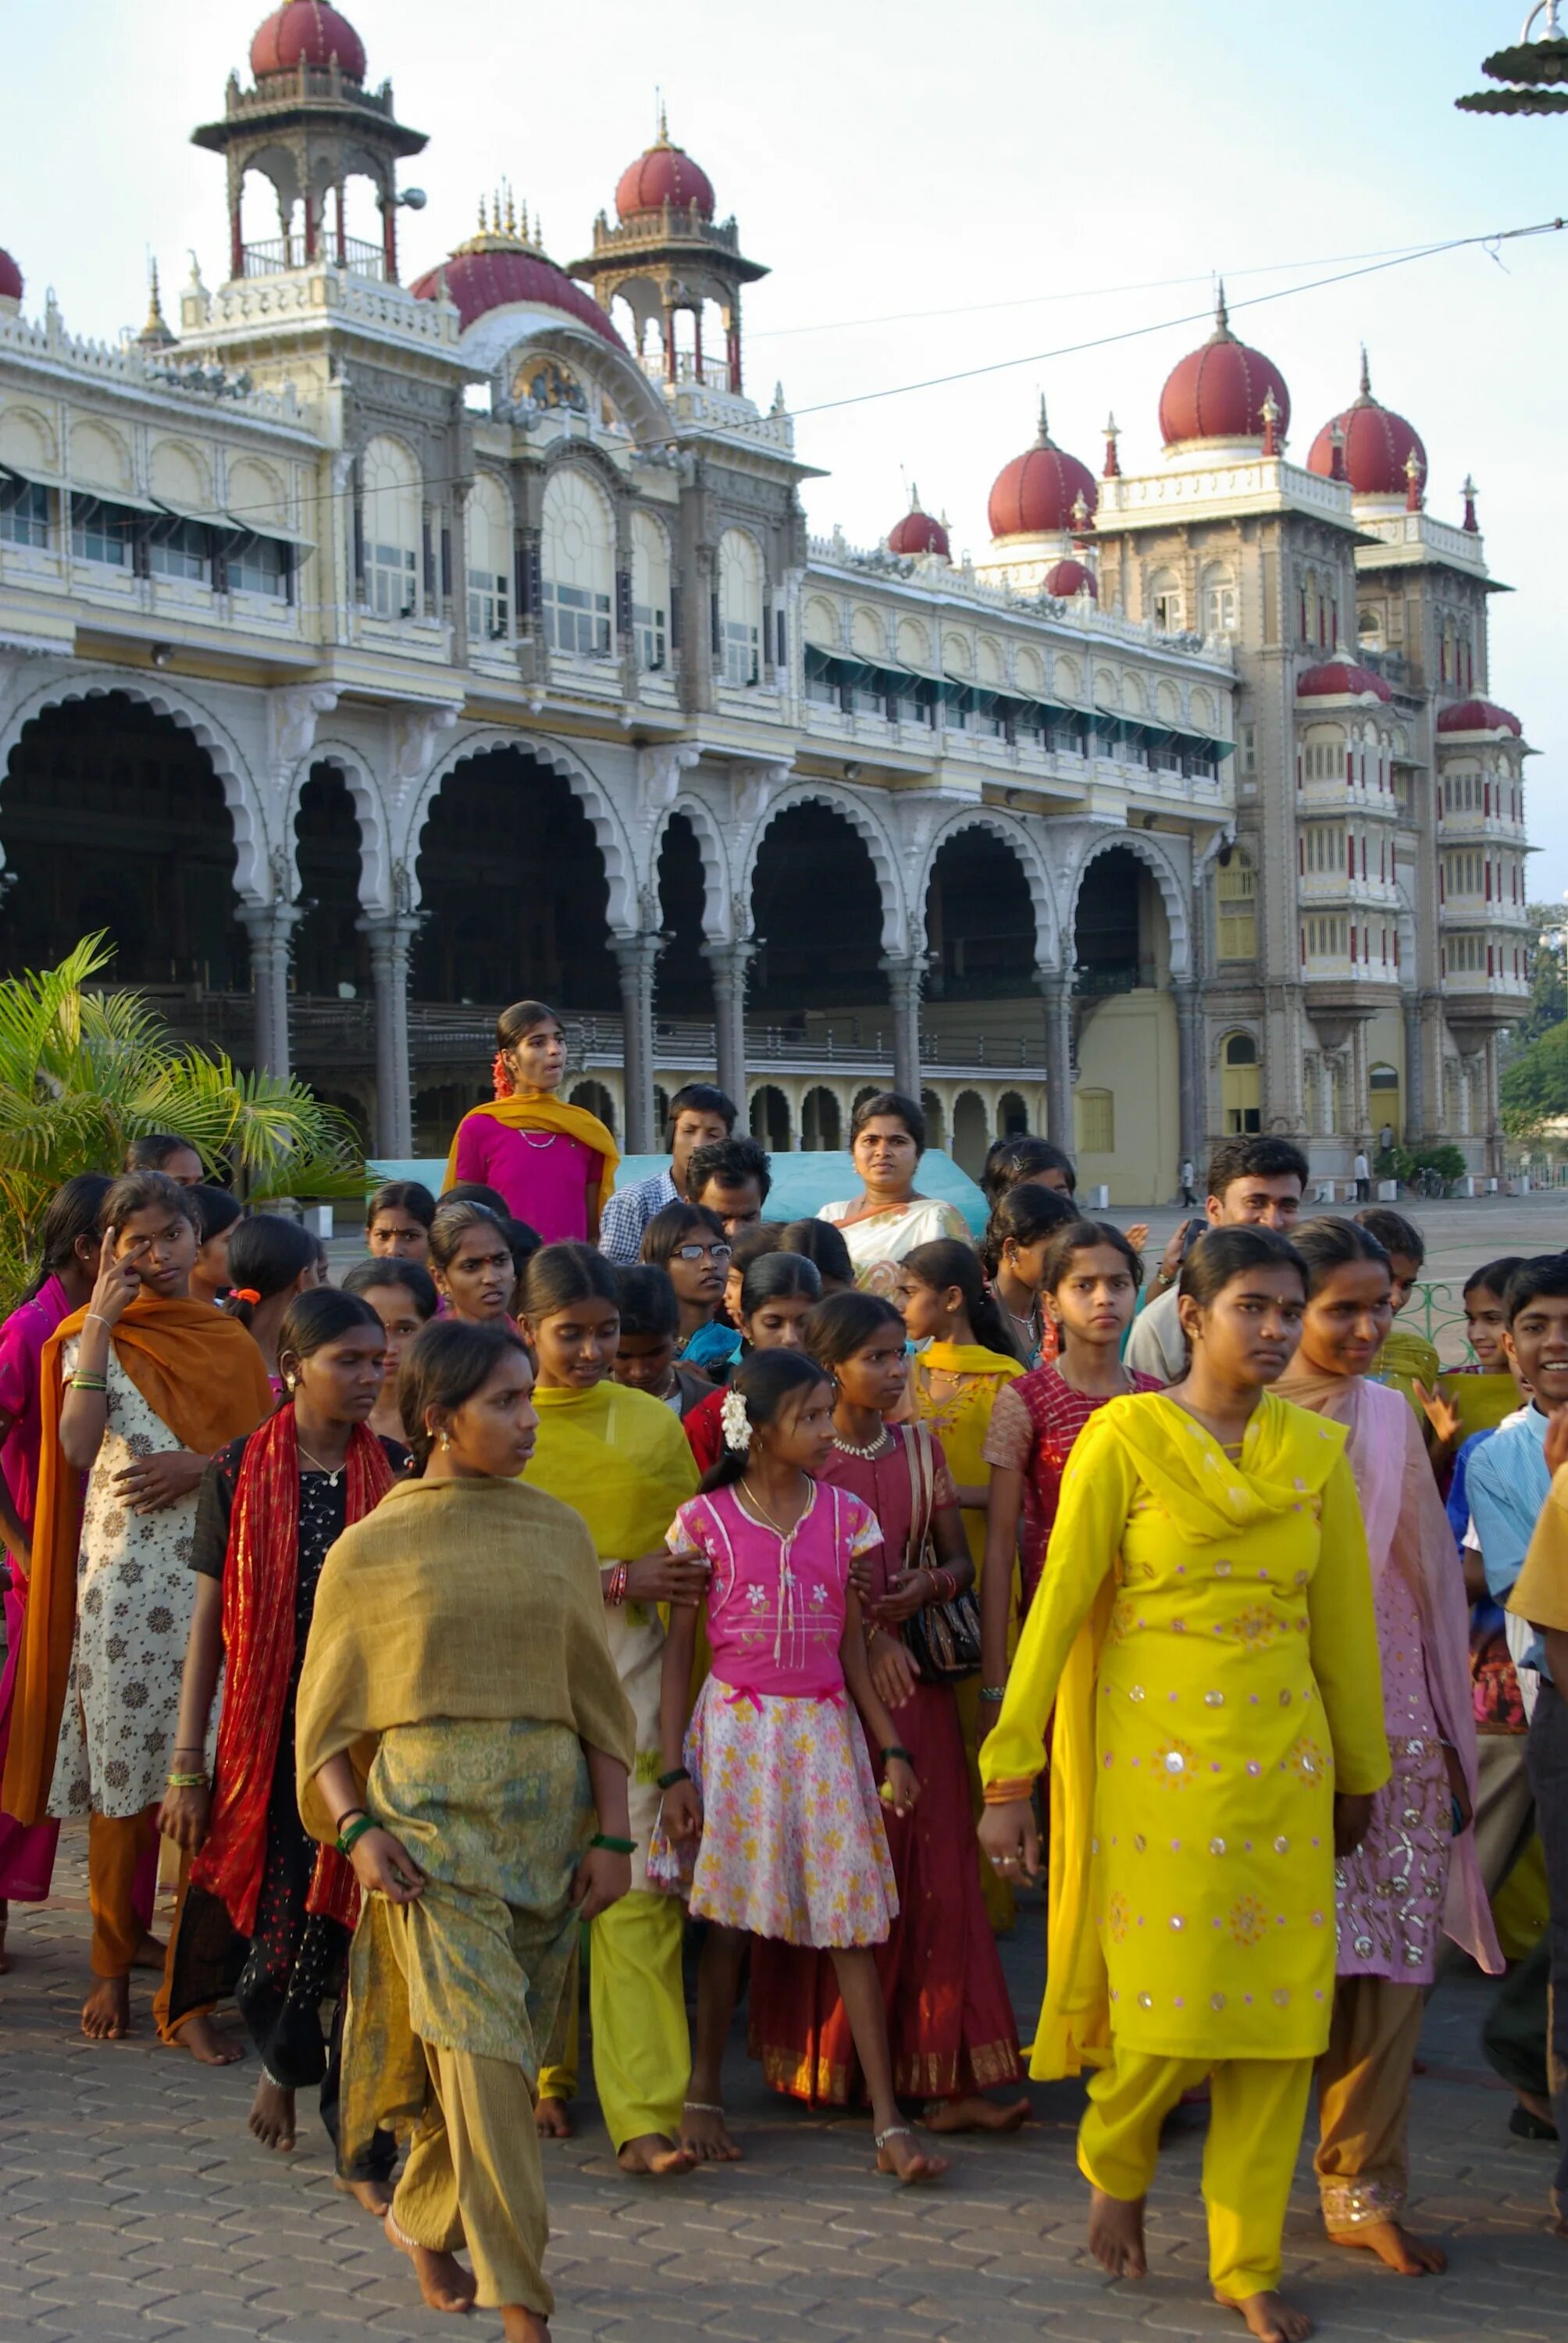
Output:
top-left (1466, 1403), bottom-right (1553, 1681)
top-left (597, 1167), bottom-right (678, 1264)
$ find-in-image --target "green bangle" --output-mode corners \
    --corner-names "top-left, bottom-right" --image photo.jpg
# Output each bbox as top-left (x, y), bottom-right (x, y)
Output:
top-left (590, 1831), bottom-right (636, 1855)
top-left (336, 1813), bottom-right (376, 1858)
top-left (657, 1766), bottom-right (691, 1791)
top-left (881, 1745), bottom-right (914, 1766)
top-left (979, 1685), bottom-right (1008, 1703)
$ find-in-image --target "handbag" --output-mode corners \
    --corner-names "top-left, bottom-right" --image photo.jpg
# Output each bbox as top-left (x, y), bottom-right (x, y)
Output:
top-left (896, 1423), bottom-right (982, 1685)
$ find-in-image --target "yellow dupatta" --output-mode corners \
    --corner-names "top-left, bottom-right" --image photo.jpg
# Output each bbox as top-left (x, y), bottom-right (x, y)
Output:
top-left (908, 1339), bottom-right (1023, 1562)
top-left (522, 1379), bottom-right (697, 1563)
top-left (443, 1097), bottom-right (619, 1225)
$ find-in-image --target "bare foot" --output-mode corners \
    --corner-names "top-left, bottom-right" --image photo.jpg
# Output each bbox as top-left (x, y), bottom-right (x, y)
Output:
top-left (173, 2013), bottom-right (245, 2066)
top-left (679, 2102), bottom-right (743, 2162)
top-left (1217, 2288), bottom-right (1313, 2342)
top-left (386, 2209), bottom-right (478, 2314)
top-left (130, 1931), bottom-right (166, 1970)
top-left (248, 2077), bottom-right (297, 2152)
top-left (81, 1976), bottom-right (130, 2040)
top-left (1088, 2185), bottom-right (1147, 2277)
top-left (616, 2132), bottom-right (697, 2177)
top-left (337, 2177), bottom-right (394, 2215)
top-left (499, 2310), bottom-right (549, 2342)
top-left (875, 2126), bottom-right (949, 2184)
top-left (1327, 2220), bottom-right (1445, 2275)
top-left (923, 2093), bottom-right (1030, 2134)
top-left (533, 2095), bottom-right (572, 2139)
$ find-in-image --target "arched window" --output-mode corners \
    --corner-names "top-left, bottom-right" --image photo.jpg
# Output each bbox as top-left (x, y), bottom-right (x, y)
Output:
top-left (718, 529), bottom-right (764, 686)
top-left (1200, 565), bottom-right (1237, 635)
top-left (1369, 1062), bottom-right (1400, 1143)
top-left (542, 467), bottom-right (614, 658)
top-left (362, 436), bottom-right (421, 619)
top-left (1148, 567), bottom-right (1185, 634)
top-left (1220, 1032), bottom-right (1261, 1135)
top-left (1215, 848), bottom-right (1256, 961)
top-left (631, 510), bottom-right (671, 674)
top-left (465, 472), bottom-right (512, 644)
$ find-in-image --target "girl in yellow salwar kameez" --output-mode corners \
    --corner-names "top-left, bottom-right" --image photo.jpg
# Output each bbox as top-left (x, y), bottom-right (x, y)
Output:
top-left (980, 1228), bottom-right (1391, 2343)
top-left (297, 1319), bottom-right (636, 2343)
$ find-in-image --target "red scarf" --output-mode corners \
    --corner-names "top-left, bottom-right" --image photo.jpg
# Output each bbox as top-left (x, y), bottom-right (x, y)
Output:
top-left (191, 1406), bottom-right (395, 1936)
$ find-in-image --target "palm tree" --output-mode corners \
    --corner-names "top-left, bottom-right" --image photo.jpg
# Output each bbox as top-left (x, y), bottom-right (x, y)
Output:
top-left (0, 933), bottom-right (363, 1315)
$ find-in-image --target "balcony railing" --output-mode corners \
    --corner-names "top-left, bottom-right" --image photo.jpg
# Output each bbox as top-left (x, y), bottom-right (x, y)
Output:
top-left (240, 235), bottom-right (386, 282)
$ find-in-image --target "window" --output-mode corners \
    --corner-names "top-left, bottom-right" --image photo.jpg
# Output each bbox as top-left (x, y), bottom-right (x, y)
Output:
top-left (1221, 1031), bottom-right (1261, 1135)
top-left (148, 515), bottom-right (209, 583)
top-left (1149, 568), bottom-right (1185, 633)
top-left (1215, 850), bottom-right (1256, 960)
top-left (69, 494), bottom-right (132, 568)
top-left (542, 467), bottom-right (614, 657)
top-left (1201, 569), bottom-right (1237, 634)
top-left (226, 531), bottom-right (287, 597)
top-left (718, 528), bottom-right (764, 686)
top-left (1446, 933), bottom-right (1486, 975)
top-left (0, 475), bottom-right (48, 549)
top-left (1074, 1089), bottom-right (1114, 1154)
top-left (1303, 822), bottom-right (1345, 876)
top-left (1305, 915), bottom-right (1348, 961)
top-left (465, 473), bottom-right (512, 644)
top-left (362, 437), bottom-right (421, 619)
top-left (631, 510), bottom-right (671, 673)
top-left (1238, 722), bottom-right (1256, 779)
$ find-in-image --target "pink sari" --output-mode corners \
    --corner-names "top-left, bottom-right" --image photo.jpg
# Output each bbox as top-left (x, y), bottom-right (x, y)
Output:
top-left (1277, 1368), bottom-right (1500, 1972)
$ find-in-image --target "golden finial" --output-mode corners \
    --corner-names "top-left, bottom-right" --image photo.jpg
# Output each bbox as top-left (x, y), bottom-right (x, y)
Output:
top-left (504, 187), bottom-right (517, 237)
top-left (477, 193), bottom-right (488, 234)
top-left (656, 88), bottom-right (668, 144)
top-left (137, 255), bottom-right (175, 348)
top-left (519, 198), bottom-right (529, 245)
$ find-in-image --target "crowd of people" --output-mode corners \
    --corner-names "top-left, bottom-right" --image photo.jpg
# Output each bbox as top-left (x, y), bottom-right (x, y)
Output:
top-left (0, 993), bottom-right (1564, 2343)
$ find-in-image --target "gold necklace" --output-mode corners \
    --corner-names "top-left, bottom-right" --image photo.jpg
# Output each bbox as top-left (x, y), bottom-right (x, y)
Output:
top-left (297, 1439), bottom-right (349, 1487)
top-left (739, 1477), bottom-right (801, 1539)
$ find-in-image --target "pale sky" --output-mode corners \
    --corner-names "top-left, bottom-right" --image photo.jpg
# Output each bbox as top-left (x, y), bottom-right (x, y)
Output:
top-left (5, 2), bottom-right (1563, 893)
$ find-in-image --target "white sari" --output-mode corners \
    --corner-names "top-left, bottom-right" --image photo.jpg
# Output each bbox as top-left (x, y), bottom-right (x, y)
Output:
top-left (816, 1194), bottom-right (972, 1296)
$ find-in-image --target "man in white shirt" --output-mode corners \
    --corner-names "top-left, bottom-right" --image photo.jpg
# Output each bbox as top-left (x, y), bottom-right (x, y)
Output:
top-left (1352, 1149), bottom-right (1370, 1202)
top-left (1126, 1136), bottom-right (1309, 1383)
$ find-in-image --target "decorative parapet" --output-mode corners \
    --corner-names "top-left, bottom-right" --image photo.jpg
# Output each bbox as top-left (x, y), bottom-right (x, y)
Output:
top-left (179, 263), bottom-right (461, 355)
top-left (0, 301), bottom-right (307, 426)
top-left (1355, 508), bottom-right (1490, 578)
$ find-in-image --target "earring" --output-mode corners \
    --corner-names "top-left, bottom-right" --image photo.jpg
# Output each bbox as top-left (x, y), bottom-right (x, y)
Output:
top-left (440, 1430), bottom-right (452, 1451)
top-left (284, 1372), bottom-right (297, 1393)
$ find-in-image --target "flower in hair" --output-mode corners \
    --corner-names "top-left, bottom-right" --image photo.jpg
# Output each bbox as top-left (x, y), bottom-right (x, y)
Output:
top-left (720, 1387), bottom-right (752, 1455)
top-left (491, 1050), bottom-right (515, 1100)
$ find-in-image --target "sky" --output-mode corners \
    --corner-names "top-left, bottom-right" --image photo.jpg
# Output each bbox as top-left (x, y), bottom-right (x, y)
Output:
top-left (3, 2), bottom-right (1563, 890)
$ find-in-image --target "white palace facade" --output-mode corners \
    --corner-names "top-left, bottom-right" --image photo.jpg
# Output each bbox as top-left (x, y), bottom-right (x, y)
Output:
top-left (0, 2), bottom-right (1536, 1196)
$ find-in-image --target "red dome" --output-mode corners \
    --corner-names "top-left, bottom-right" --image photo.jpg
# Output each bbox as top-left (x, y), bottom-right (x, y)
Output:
top-left (1160, 290), bottom-right (1290, 448)
top-left (888, 496), bottom-right (949, 558)
top-left (1044, 557), bottom-right (1097, 599)
top-left (988, 399), bottom-right (1098, 540)
top-left (1297, 661), bottom-right (1392, 704)
top-left (1438, 698), bottom-right (1522, 736)
top-left (250, 2), bottom-right (366, 80)
top-left (615, 120), bottom-right (715, 222)
top-left (1306, 352), bottom-right (1426, 497)
top-left (0, 248), bottom-right (21, 303)
top-left (411, 244), bottom-right (623, 345)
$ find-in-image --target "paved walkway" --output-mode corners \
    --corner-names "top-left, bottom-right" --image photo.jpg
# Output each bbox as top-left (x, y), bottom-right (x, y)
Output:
top-left (2, 1829), bottom-right (1563, 2342)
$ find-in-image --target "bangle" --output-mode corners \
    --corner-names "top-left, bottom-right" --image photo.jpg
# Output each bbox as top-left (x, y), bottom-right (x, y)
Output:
top-left (166, 1769), bottom-right (208, 1789)
top-left (881, 1744), bottom-right (914, 1766)
top-left (590, 1831), bottom-right (636, 1855)
top-left (979, 1683), bottom-right (1008, 1703)
top-left (85, 1311), bottom-right (113, 1332)
top-left (332, 1806), bottom-right (369, 1833)
top-left (70, 1371), bottom-right (109, 1392)
top-left (931, 1567), bottom-right (957, 1604)
top-left (336, 1813), bottom-right (376, 1858)
top-left (604, 1562), bottom-right (629, 1606)
top-left (657, 1767), bottom-right (690, 1791)
top-left (982, 1776), bottom-right (1035, 1805)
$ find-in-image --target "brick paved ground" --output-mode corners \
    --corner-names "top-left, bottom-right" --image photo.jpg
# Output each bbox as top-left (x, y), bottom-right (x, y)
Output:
top-left (2, 1829), bottom-right (1563, 2343)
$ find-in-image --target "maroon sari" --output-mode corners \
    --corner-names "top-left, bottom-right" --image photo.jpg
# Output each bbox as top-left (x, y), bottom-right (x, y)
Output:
top-left (747, 1428), bottom-right (1023, 2103)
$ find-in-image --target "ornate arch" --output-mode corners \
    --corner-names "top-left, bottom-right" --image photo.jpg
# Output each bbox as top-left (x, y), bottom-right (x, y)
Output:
top-left (1066, 827), bottom-right (1192, 981)
top-left (915, 806), bottom-right (1060, 968)
top-left (293, 740), bottom-right (394, 918)
top-left (400, 725), bottom-right (638, 932)
top-left (0, 667), bottom-right (271, 901)
top-left (653, 794), bottom-right (732, 943)
top-left (459, 314), bottom-right (672, 449)
top-left (740, 779), bottom-right (908, 957)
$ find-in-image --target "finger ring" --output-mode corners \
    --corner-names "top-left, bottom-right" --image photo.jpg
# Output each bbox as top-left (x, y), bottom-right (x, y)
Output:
top-left (989, 1854), bottom-right (1004, 1869)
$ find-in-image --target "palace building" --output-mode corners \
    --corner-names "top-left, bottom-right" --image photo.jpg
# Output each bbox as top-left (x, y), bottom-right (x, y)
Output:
top-left (0, 2), bottom-right (1533, 1196)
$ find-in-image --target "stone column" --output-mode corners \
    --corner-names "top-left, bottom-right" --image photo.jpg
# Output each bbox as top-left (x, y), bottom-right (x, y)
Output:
top-left (1402, 997), bottom-right (1424, 1144)
top-left (239, 903), bottom-right (300, 1083)
top-left (1482, 1029), bottom-right (1503, 1178)
top-left (1035, 968), bottom-right (1074, 1153)
top-left (1174, 984), bottom-right (1202, 1181)
top-left (1349, 1016), bottom-right (1373, 1147)
top-left (358, 912), bottom-right (420, 1158)
top-left (703, 939), bottom-right (754, 1114)
top-left (880, 954), bottom-right (925, 1101)
top-left (614, 933), bottom-right (663, 1156)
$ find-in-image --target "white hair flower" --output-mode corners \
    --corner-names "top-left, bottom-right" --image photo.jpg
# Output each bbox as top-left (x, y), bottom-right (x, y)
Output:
top-left (720, 1387), bottom-right (752, 1455)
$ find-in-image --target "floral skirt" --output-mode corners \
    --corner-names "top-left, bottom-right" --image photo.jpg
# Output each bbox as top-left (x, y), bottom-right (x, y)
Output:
top-left (655, 1678), bottom-right (896, 1949)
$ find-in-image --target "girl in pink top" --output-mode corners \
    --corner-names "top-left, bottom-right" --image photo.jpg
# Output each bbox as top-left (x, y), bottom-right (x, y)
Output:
top-left (656, 1349), bottom-right (947, 2184)
top-left (444, 1000), bottom-right (618, 1245)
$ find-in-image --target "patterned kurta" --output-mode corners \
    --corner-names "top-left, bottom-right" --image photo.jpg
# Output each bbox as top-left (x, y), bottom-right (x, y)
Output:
top-left (48, 1343), bottom-right (201, 1820)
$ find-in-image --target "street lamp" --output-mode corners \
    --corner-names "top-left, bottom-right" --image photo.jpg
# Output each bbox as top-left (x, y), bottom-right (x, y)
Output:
top-left (1456, 1), bottom-right (1568, 112)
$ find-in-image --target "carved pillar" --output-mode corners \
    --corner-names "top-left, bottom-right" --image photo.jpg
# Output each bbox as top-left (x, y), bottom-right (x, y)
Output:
top-left (240, 903), bottom-right (301, 1082)
top-left (1348, 1016), bottom-right (1373, 1147)
top-left (880, 954), bottom-right (925, 1101)
top-left (614, 932), bottom-right (662, 1156)
top-left (1402, 997), bottom-right (1424, 1143)
top-left (1036, 968), bottom-right (1074, 1154)
top-left (704, 940), bottom-right (755, 1114)
top-left (359, 912), bottom-right (420, 1158)
top-left (1174, 984), bottom-right (1202, 1176)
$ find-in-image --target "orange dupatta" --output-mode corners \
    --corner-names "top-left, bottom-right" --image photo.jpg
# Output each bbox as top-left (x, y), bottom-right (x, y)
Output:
top-left (442, 1096), bottom-right (620, 1232)
top-left (2, 1293), bottom-right (272, 1824)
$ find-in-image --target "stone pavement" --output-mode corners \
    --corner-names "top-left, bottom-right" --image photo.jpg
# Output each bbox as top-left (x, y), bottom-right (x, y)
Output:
top-left (2, 1829), bottom-right (1563, 2343)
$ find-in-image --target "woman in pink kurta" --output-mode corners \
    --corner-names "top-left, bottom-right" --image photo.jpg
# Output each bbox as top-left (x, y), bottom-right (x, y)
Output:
top-left (1281, 1218), bottom-right (1500, 2276)
top-left (442, 1000), bottom-right (618, 1245)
